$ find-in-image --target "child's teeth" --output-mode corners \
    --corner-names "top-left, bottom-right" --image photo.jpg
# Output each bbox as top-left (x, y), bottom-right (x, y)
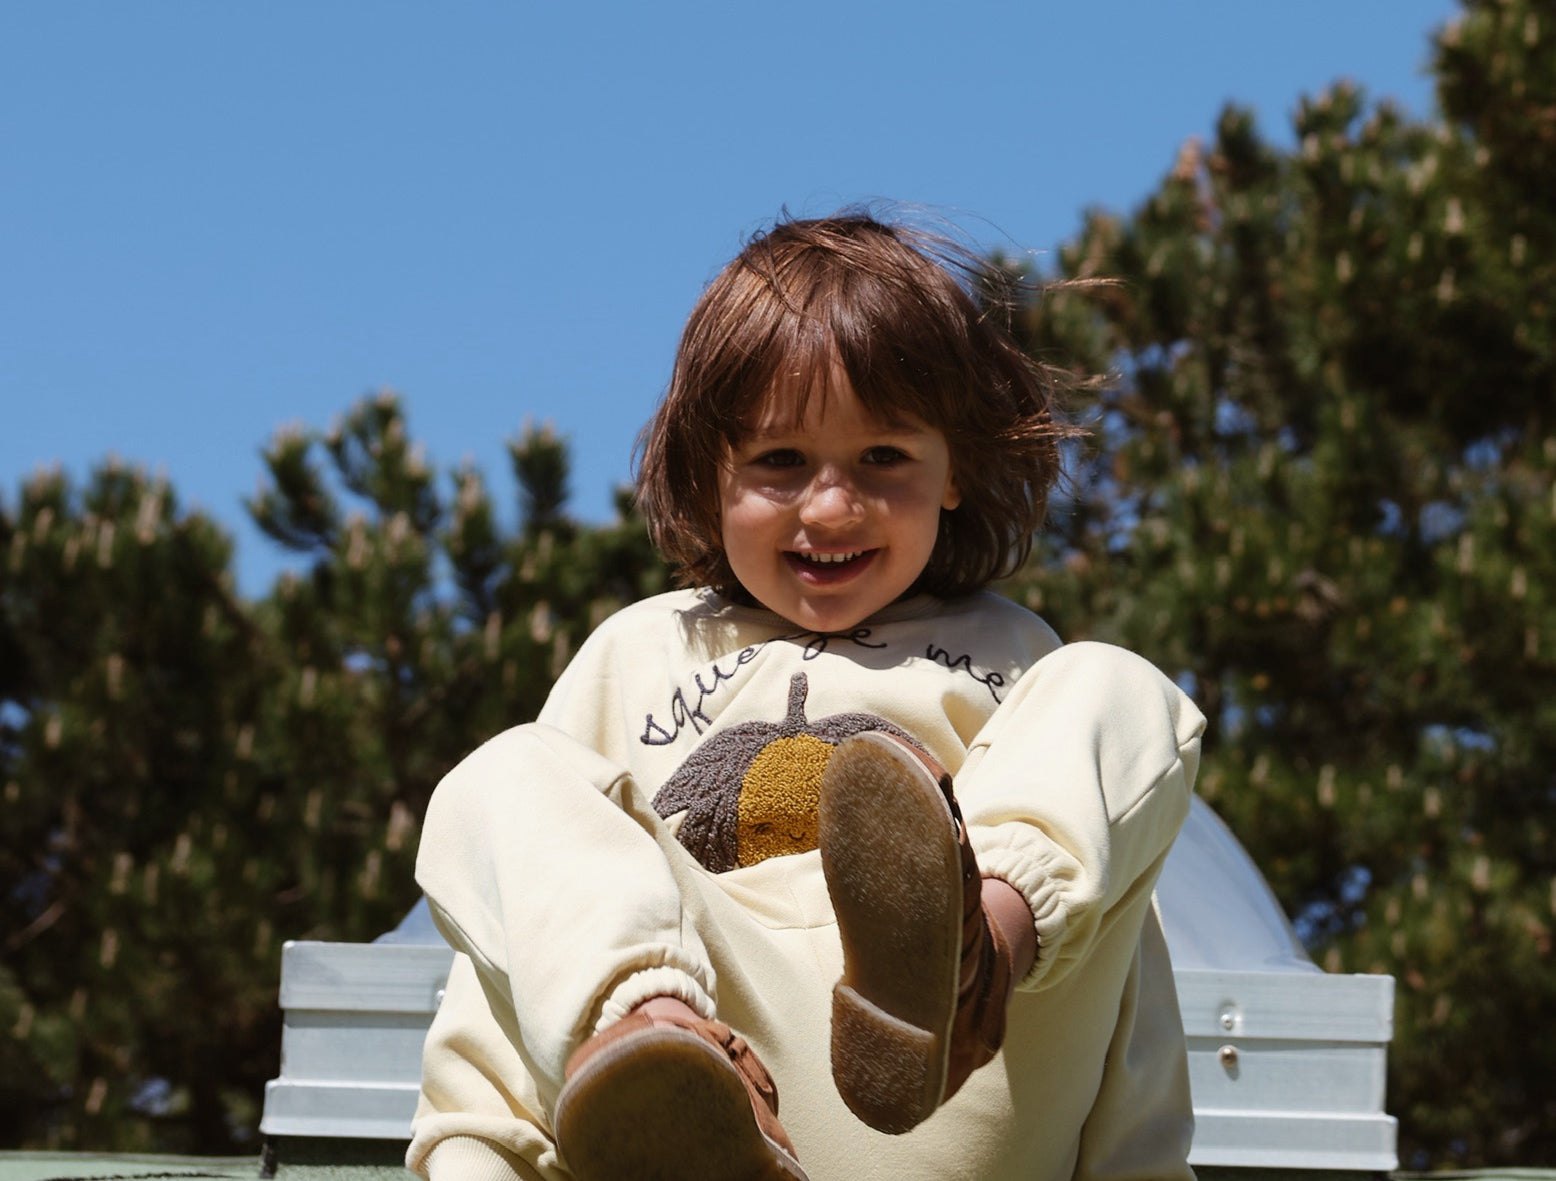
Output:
top-left (805, 551), bottom-right (862, 564)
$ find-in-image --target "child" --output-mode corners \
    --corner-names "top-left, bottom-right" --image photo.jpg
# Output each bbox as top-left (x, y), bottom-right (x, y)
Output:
top-left (407, 212), bottom-right (1205, 1181)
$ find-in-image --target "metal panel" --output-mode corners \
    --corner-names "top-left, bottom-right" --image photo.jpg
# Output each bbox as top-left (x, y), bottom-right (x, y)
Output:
top-left (277, 941), bottom-right (453, 1013)
top-left (261, 943), bottom-right (453, 1136)
top-left (1176, 969), bottom-right (1394, 1042)
top-left (1177, 969), bottom-right (1396, 1171)
top-left (261, 1079), bottom-right (420, 1140)
top-left (1189, 1111), bottom-right (1399, 1172)
top-left (261, 943), bottom-right (1399, 1174)
top-left (279, 1012), bottom-right (433, 1084)
top-left (1186, 1038), bottom-right (1387, 1116)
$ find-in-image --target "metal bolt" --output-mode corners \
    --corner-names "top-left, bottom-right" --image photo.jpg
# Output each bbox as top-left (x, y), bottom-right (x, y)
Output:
top-left (1218, 1044), bottom-right (1239, 1069)
top-left (1220, 1012), bottom-right (1236, 1031)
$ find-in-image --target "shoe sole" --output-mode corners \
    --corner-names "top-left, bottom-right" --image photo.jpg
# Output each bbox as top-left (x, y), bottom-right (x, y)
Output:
top-left (554, 1025), bottom-right (809, 1181)
top-left (819, 733), bottom-right (962, 1134)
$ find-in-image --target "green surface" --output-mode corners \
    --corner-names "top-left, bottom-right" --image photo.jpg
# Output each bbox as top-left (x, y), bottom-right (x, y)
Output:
top-left (0, 1155), bottom-right (257, 1181)
top-left (0, 1153), bottom-right (411, 1181)
top-left (2, 1153), bottom-right (1551, 1181)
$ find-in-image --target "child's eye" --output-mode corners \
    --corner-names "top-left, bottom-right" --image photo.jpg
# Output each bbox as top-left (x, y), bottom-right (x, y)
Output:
top-left (862, 446), bottom-right (908, 465)
top-left (753, 448), bottom-right (805, 468)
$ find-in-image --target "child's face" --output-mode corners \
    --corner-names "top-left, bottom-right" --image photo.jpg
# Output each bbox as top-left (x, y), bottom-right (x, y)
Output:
top-left (718, 376), bottom-right (960, 632)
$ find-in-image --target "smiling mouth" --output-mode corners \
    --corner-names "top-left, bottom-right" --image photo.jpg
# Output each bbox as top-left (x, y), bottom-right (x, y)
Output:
top-left (785, 549), bottom-right (877, 582)
top-left (791, 550), bottom-right (868, 566)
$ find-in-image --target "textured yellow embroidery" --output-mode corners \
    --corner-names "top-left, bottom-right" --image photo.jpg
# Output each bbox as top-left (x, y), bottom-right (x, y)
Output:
top-left (736, 734), bottom-right (831, 866)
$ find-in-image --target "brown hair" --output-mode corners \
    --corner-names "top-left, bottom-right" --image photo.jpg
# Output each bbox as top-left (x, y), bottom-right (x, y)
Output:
top-left (635, 210), bottom-right (1082, 601)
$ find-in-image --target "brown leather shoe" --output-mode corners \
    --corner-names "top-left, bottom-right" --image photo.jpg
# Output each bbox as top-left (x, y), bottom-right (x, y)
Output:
top-left (819, 731), bottom-right (1014, 1134)
top-left (554, 1010), bottom-right (809, 1181)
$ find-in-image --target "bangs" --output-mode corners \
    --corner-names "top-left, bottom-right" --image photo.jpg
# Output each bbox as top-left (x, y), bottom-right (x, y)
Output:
top-left (732, 337), bottom-right (931, 441)
top-left (718, 242), bottom-right (973, 443)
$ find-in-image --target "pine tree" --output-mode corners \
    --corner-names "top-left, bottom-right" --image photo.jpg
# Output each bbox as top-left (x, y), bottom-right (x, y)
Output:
top-left (1, 393), bottom-right (668, 1153)
top-left (247, 392), bottom-right (669, 852)
top-left (1006, 0), bottom-right (1554, 1165)
top-left (0, 461), bottom-right (276, 1151)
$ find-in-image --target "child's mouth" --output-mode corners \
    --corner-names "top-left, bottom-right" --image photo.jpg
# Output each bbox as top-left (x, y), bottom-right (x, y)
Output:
top-left (787, 550), bottom-right (875, 582)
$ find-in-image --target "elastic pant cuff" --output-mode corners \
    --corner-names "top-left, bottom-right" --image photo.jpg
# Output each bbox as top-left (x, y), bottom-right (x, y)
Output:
top-left (597, 966), bottom-right (717, 1032)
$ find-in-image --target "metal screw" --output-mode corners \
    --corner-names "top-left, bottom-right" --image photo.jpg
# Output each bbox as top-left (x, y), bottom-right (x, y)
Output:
top-left (1218, 1044), bottom-right (1239, 1069)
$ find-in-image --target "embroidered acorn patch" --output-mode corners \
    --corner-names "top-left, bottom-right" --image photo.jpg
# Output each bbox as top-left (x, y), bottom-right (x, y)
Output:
top-left (653, 672), bottom-right (919, 873)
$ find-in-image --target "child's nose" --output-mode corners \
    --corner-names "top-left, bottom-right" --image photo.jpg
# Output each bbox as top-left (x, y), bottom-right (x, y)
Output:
top-left (799, 471), bottom-right (865, 527)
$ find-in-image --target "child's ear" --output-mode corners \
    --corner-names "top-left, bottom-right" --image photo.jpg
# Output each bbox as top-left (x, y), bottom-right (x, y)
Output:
top-left (941, 471), bottom-right (962, 512)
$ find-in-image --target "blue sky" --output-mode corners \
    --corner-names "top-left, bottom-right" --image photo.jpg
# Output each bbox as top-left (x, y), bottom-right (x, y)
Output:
top-left (4, 2), bottom-right (1458, 596)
